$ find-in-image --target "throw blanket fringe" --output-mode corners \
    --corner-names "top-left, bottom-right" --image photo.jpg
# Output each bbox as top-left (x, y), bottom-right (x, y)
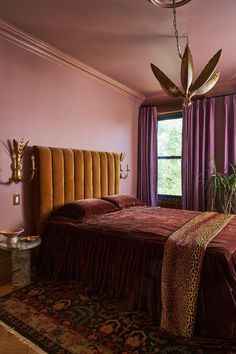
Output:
top-left (161, 212), bottom-right (233, 338)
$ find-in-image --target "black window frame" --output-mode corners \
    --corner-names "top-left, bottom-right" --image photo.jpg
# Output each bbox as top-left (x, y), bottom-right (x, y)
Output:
top-left (157, 111), bottom-right (183, 200)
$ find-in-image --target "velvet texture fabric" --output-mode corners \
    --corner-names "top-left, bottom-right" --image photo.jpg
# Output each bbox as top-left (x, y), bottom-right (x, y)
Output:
top-left (52, 198), bottom-right (119, 221)
top-left (182, 94), bottom-right (236, 211)
top-left (32, 146), bottom-right (121, 232)
top-left (215, 94), bottom-right (236, 172)
top-left (40, 207), bottom-right (236, 340)
top-left (182, 98), bottom-right (215, 211)
top-left (161, 212), bottom-right (233, 338)
top-left (137, 106), bottom-right (158, 206)
top-left (102, 194), bottom-right (144, 208)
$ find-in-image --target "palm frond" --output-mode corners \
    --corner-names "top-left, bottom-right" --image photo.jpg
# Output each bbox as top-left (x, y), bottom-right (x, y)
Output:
top-left (207, 161), bottom-right (236, 214)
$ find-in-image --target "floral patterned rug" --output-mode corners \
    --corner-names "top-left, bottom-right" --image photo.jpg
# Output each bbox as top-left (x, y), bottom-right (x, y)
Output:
top-left (0, 281), bottom-right (234, 354)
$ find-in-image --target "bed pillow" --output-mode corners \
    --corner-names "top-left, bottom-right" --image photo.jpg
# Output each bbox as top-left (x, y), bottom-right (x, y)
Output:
top-left (102, 194), bottom-right (145, 209)
top-left (51, 198), bottom-right (119, 222)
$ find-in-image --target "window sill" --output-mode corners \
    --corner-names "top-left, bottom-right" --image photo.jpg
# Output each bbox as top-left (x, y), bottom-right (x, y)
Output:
top-left (158, 196), bottom-right (182, 209)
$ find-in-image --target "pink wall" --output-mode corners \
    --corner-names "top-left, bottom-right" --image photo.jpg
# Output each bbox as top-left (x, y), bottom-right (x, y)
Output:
top-left (0, 38), bottom-right (141, 233)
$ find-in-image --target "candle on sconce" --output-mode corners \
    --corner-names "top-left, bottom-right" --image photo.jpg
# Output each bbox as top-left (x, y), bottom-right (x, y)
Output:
top-left (12, 153), bottom-right (17, 169)
top-left (31, 155), bottom-right (35, 170)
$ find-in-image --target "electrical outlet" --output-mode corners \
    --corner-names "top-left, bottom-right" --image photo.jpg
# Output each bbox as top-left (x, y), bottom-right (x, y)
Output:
top-left (13, 194), bottom-right (20, 205)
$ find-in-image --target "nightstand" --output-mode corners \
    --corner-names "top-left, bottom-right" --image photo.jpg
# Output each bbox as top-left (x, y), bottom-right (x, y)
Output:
top-left (0, 236), bottom-right (41, 288)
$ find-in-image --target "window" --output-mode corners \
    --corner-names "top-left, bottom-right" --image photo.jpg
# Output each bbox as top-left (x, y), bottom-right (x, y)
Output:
top-left (157, 111), bottom-right (183, 199)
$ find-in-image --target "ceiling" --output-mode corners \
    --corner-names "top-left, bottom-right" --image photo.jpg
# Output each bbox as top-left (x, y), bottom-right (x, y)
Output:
top-left (0, 0), bottom-right (236, 101)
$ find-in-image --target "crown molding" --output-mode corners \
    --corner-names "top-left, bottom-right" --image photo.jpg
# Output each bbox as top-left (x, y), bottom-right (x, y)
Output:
top-left (0, 18), bottom-right (145, 101)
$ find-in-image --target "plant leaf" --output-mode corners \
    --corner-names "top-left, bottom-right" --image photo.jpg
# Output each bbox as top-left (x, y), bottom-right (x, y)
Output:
top-left (181, 45), bottom-right (194, 92)
top-left (190, 71), bottom-right (220, 98)
top-left (191, 49), bottom-right (222, 92)
top-left (150, 63), bottom-right (183, 97)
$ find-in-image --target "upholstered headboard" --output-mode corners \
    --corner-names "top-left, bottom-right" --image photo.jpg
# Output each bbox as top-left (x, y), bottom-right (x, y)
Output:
top-left (32, 146), bottom-right (121, 233)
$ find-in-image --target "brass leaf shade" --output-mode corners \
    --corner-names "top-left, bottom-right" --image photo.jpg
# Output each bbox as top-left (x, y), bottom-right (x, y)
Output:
top-left (151, 45), bottom-right (222, 106)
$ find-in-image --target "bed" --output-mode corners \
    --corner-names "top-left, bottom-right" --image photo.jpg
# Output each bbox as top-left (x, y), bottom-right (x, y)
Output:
top-left (32, 145), bottom-right (236, 342)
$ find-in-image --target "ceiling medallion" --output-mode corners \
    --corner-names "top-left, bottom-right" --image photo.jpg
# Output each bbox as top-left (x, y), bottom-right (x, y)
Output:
top-left (149, 0), bottom-right (222, 106)
top-left (149, 0), bottom-right (192, 8)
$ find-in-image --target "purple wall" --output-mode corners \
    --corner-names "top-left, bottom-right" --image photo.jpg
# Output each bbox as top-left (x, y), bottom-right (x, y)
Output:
top-left (0, 38), bottom-right (141, 233)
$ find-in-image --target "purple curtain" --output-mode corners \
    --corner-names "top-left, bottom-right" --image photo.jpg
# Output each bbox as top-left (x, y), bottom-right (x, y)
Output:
top-left (182, 94), bottom-right (236, 211)
top-left (216, 94), bottom-right (236, 173)
top-left (137, 106), bottom-right (158, 206)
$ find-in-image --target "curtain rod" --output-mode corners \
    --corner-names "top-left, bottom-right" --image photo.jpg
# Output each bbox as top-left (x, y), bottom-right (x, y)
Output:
top-left (158, 109), bottom-right (183, 116)
top-left (194, 92), bottom-right (236, 101)
top-left (140, 104), bottom-right (158, 107)
top-left (141, 92), bottom-right (236, 108)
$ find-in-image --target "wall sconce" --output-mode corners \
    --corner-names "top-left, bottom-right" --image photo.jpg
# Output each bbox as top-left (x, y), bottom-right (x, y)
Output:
top-left (120, 152), bottom-right (130, 179)
top-left (9, 139), bottom-right (36, 183)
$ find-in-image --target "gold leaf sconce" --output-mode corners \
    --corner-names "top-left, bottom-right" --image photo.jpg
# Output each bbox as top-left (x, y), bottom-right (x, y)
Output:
top-left (120, 153), bottom-right (130, 180)
top-left (9, 139), bottom-right (36, 183)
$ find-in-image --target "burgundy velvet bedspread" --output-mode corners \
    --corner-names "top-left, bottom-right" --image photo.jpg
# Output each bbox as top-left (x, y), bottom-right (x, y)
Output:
top-left (40, 207), bottom-right (236, 339)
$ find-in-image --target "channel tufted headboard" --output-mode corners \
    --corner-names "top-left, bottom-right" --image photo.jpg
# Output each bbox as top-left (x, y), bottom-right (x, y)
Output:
top-left (32, 146), bottom-right (121, 233)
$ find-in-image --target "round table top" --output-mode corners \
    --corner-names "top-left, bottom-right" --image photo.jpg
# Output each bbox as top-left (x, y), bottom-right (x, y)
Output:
top-left (0, 235), bottom-right (41, 251)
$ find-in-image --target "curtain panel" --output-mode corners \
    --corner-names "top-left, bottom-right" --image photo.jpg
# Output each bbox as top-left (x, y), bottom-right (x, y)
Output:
top-left (182, 94), bottom-right (236, 211)
top-left (137, 106), bottom-right (158, 206)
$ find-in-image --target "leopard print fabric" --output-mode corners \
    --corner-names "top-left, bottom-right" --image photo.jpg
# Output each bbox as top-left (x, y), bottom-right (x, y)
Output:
top-left (160, 212), bottom-right (233, 338)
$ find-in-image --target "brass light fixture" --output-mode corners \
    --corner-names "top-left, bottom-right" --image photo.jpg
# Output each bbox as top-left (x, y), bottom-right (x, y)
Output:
top-left (120, 153), bottom-right (130, 179)
top-left (9, 139), bottom-right (36, 183)
top-left (149, 0), bottom-right (222, 106)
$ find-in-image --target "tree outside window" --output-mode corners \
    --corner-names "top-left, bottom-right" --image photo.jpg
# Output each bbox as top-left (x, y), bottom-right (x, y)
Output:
top-left (157, 112), bottom-right (183, 199)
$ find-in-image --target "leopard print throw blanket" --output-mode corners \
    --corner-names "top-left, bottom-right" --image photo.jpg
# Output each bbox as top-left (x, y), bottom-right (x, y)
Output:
top-left (160, 212), bottom-right (233, 338)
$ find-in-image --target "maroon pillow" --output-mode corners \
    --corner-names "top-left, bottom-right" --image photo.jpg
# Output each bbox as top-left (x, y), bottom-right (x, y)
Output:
top-left (52, 198), bottom-right (119, 222)
top-left (102, 194), bottom-right (144, 209)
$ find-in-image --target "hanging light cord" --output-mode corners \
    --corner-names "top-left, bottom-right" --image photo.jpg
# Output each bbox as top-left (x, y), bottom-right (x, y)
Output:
top-left (172, 0), bottom-right (188, 60)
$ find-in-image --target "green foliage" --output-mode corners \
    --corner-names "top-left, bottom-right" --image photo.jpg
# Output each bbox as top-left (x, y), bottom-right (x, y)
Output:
top-left (158, 118), bottom-right (182, 156)
top-left (207, 159), bottom-right (236, 214)
top-left (158, 159), bottom-right (182, 195)
top-left (158, 118), bottom-right (182, 196)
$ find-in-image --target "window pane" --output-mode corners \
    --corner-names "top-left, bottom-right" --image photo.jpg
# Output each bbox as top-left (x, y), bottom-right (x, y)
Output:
top-left (158, 118), bottom-right (182, 156)
top-left (158, 158), bottom-right (182, 196)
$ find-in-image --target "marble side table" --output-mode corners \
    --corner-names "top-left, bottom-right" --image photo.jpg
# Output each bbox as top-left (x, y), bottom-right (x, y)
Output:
top-left (0, 236), bottom-right (41, 288)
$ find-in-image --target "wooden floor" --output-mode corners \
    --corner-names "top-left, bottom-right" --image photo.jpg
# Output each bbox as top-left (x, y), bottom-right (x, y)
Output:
top-left (0, 283), bottom-right (39, 354)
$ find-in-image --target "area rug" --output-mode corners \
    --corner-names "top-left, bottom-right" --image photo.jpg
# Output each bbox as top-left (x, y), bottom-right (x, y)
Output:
top-left (0, 281), bottom-right (235, 354)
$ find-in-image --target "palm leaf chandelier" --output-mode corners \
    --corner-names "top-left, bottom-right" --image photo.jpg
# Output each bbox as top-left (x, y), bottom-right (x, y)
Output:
top-left (149, 0), bottom-right (222, 106)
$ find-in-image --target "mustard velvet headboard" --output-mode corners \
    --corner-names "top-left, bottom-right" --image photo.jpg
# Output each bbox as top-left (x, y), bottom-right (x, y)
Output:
top-left (32, 146), bottom-right (121, 233)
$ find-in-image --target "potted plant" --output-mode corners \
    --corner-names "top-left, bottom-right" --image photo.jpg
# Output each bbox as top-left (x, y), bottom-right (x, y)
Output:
top-left (207, 158), bottom-right (236, 214)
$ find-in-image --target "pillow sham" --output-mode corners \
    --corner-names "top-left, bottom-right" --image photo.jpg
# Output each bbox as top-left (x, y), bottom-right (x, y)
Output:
top-left (52, 198), bottom-right (119, 222)
top-left (102, 194), bottom-right (144, 209)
